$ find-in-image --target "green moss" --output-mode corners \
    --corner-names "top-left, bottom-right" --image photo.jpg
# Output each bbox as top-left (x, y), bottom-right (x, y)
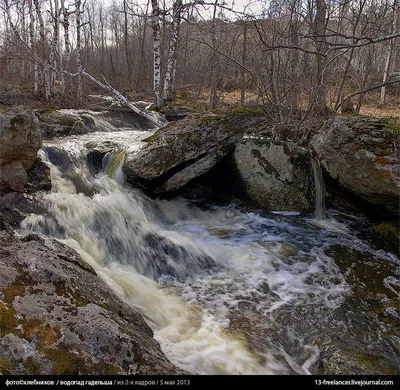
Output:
top-left (0, 302), bottom-right (19, 337)
top-left (371, 221), bottom-right (399, 237)
top-left (213, 107), bottom-right (265, 117)
top-left (188, 105), bottom-right (206, 112)
top-left (55, 116), bottom-right (77, 127)
top-left (369, 221), bottom-right (399, 252)
top-left (71, 291), bottom-right (90, 307)
top-left (143, 134), bottom-right (161, 143)
top-left (62, 126), bottom-right (73, 133)
top-left (91, 361), bottom-right (122, 375)
top-left (3, 284), bottom-right (26, 304)
top-left (53, 279), bottom-right (90, 307)
top-left (351, 351), bottom-right (398, 375)
top-left (383, 119), bottom-right (400, 135)
top-left (200, 107), bottom-right (265, 126)
top-left (0, 357), bottom-right (13, 374)
top-left (40, 344), bottom-right (86, 375)
top-left (199, 115), bottom-right (222, 124)
top-left (25, 357), bottom-right (44, 374)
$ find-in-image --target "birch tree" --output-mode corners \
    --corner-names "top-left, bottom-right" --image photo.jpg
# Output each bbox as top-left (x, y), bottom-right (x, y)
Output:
top-left (33, 0), bottom-right (51, 101)
top-left (151, 0), bottom-right (162, 107)
top-left (28, 0), bottom-right (38, 95)
top-left (163, 0), bottom-right (183, 102)
top-left (75, 0), bottom-right (84, 104)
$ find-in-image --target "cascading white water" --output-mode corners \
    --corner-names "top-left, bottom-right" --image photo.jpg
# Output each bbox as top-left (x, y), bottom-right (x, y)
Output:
top-left (312, 157), bottom-right (326, 220)
top-left (19, 132), bottom-right (399, 375)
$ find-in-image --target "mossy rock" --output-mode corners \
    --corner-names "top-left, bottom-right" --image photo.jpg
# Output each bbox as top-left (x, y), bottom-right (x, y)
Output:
top-left (369, 221), bottom-right (399, 254)
top-left (0, 231), bottom-right (183, 375)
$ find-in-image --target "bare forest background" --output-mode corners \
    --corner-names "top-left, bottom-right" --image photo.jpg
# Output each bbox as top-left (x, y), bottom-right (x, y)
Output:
top-left (0, 0), bottom-right (399, 123)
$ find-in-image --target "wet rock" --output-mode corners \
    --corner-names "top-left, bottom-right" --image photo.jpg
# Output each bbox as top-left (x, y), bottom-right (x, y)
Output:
top-left (0, 231), bottom-right (183, 375)
top-left (160, 106), bottom-right (195, 121)
top-left (0, 109), bottom-right (42, 194)
top-left (318, 346), bottom-right (399, 375)
top-left (232, 138), bottom-right (311, 212)
top-left (0, 162), bottom-right (27, 192)
top-left (125, 108), bottom-right (266, 192)
top-left (26, 159), bottom-right (52, 194)
top-left (37, 110), bottom-right (93, 139)
top-left (0, 193), bottom-right (43, 231)
top-left (311, 116), bottom-right (400, 216)
top-left (0, 109), bottom-right (41, 170)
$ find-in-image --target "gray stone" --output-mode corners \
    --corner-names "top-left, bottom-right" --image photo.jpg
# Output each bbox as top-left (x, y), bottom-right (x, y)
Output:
top-left (124, 109), bottom-right (265, 191)
top-left (233, 138), bottom-right (311, 212)
top-left (0, 231), bottom-right (183, 375)
top-left (311, 116), bottom-right (400, 215)
top-left (155, 150), bottom-right (220, 193)
top-left (0, 109), bottom-right (42, 193)
top-left (0, 110), bottom-right (41, 171)
top-left (0, 162), bottom-right (27, 192)
top-left (38, 110), bottom-right (92, 139)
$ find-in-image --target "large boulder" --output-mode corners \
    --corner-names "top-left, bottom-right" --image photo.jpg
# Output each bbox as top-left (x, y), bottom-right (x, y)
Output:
top-left (0, 110), bottom-right (42, 193)
top-left (37, 110), bottom-right (94, 139)
top-left (311, 116), bottom-right (400, 216)
top-left (37, 109), bottom-right (157, 139)
top-left (232, 139), bottom-right (311, 212)
top-left (124, 109), bottom-right (266, 192)
top-left (0, 231), bottom-right (182, 375)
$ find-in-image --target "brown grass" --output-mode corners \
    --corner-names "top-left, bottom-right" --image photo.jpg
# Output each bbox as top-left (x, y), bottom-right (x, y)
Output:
top-left (174, 88), bottom-right (400, 119)
top-left (359, 95), bottom-right (400, 119)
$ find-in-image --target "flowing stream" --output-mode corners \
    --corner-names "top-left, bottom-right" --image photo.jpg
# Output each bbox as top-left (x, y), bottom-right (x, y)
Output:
top-left (19, 129), bottom-right (400, 375)
top-left (312, 157), bottom-right (326, 221)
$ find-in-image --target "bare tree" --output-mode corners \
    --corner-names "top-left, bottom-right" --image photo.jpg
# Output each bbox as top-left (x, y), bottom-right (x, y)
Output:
top-left (381, 1), bottom-right (399, 105)
top-left (151, 0), bottom-right (162, 107)
top-left (164, 0), bottom-right (183, 102)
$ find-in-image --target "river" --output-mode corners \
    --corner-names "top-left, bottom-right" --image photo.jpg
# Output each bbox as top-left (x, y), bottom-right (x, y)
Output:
top-left (19, 128), bottom-right (399, 375)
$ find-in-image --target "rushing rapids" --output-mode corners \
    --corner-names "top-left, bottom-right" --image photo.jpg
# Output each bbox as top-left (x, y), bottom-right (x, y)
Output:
top-left (19, 130), bottom-right (400, 375)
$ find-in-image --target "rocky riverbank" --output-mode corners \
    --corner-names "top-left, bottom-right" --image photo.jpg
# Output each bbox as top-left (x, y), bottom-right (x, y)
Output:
top-left (0, 106), bottom-right (399, 374)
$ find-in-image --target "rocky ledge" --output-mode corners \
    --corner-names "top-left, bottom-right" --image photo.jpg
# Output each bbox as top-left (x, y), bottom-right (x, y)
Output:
top-left (0, 231), bottom-right (183, 375)
top-left (311, 116), bottom-right (400, 216)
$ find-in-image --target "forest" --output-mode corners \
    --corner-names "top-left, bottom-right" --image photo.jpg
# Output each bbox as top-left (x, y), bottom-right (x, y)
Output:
top-left (0, 0), bottom-right (399, 122)
top-left (0, 0), bottom-right (399, 380)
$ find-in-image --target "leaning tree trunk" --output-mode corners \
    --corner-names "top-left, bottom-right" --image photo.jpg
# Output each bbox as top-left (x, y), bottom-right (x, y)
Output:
top-left (151, 0), bottom-right (163, 108)
top-left (163, 0), bottom-right (182, 102)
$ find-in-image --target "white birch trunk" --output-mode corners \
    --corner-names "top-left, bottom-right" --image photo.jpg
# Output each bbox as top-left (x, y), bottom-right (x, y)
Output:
top-left (49, 0), bottom-right (61, 90)
top-left (151, 0), bottom-right (163, 107)
top-left (34, 0), bottom-right (51, 101)
top-left (80, 71), bottom-right (164, 127)
top-left (61, 0), bottom-right (70, 94)
top-left (163, 0), bottom-right (182, 102)
top-left (75, 0), bottom-right (83, 104)
top-left (28, 0), bottom-right (38, 95)
top-left (61, 0), bottom-right (71, 66)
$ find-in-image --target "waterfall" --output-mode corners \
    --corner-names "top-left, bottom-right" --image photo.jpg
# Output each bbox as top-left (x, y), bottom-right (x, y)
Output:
top-left (21, 134), bottom-right (377, 375)
top-left (312, 157), bottom-right (326, 220)
top-left (101, 150), bottom-right (126, 183)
